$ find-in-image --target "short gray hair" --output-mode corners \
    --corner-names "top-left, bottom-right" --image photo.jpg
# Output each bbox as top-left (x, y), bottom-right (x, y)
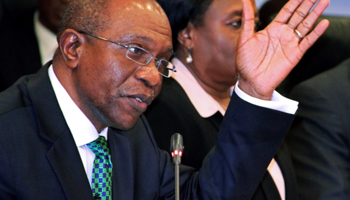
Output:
top-left (57, 0), bottom-right (110, 39)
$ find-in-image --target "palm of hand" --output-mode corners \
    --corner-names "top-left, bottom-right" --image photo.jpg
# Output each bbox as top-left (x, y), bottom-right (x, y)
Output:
top-left (236, 0), bottom-right (329, 100)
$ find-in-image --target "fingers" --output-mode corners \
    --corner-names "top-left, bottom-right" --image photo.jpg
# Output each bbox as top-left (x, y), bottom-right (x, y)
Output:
top-left (293, 0), bottom-right (330, 39)
top-left (272, 0), bottom-right (329, 41)
top-left (273, 0), bottom-right (304, 24)
top-left (273, 0), bottom-right (329, 30)
top-left (299, 19), bottom-right (329, 53)
top-left (287, 0), bottom-right (319, 30)
top-left (240, 0), bottom-right (255, 42)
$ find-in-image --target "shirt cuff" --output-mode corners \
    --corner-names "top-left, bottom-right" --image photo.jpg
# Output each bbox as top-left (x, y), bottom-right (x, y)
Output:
top-left (234, 81), bottom-right (298, 115)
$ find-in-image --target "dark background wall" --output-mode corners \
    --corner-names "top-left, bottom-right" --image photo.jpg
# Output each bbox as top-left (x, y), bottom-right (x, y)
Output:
top-left (0, 0), bottom-right (38, 22)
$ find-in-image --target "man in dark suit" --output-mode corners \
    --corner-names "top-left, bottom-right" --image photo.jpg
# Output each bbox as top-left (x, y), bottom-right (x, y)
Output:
top-left (286, 57), bottom-right (350, 200)
top-left (0, 0), bottom-right (69, 92)
top-left (0, 0), bottom-right (329, 199)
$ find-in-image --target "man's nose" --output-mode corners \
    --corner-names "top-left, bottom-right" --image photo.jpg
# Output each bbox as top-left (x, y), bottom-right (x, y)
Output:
top-left (134, 62), bottom-right (162, 88)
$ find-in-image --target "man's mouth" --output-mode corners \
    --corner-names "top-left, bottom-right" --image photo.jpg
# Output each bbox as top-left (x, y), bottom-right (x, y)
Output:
top-left (128, 94), bottom-right (153, 106)
top-left (135, 97), bottom-right (143, 103)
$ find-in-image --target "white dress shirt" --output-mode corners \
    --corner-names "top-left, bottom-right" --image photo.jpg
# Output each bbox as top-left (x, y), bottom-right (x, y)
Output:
top-left (48, 65), bottom-right (108, 188)
top-left (171, 57), bottom-right (298, 200)
top-left (34, 11), bottom-right (58, 65)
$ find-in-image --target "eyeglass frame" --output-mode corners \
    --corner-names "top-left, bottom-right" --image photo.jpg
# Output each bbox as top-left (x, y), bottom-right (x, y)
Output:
top-left (76, 30), bottom-right (176, 78)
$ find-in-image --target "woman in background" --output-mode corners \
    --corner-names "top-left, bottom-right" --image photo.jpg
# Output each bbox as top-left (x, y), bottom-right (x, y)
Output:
top-left (145, 0), bottom-right (298, 199)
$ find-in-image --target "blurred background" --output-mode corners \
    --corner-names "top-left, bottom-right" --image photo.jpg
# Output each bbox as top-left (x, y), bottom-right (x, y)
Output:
top-left (0, 0), bottom-right (349, 97)
top-left (1, 0), bottom-right (349, 23)
top-left (254, 0), bottom-right (350, 96)
top-left (256, 0), bottom-right (350, 17)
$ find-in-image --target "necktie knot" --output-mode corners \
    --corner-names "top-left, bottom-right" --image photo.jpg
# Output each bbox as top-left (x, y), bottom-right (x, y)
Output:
top-left (87, 136), bottom-right (110, 158)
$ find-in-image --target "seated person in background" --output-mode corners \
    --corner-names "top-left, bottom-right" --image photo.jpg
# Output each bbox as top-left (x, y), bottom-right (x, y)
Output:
top-left (145, 0), bottom-right (327, 199)
top-left (286, 57), bottom-right (350, 200)
top-left (259, 0), bottom-right (350, 96)
top-left (0, 0), bottom-right (69, 92)
top-left (0, 0), bottom-right (329, 199)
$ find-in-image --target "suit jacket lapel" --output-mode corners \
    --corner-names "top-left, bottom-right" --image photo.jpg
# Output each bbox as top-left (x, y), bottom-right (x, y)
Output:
top-left (27, 63), bottom-right (94, 200)
top-left (46, 129), bottom-right (94, 200)
top-left (108, 128), bottom-right (134, 200)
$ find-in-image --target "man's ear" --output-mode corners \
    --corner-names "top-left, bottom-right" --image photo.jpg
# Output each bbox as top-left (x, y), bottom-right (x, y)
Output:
top-left (58, 29), bottom-right (84, 69)
top-left (177, 22), bottom-right (195, 49)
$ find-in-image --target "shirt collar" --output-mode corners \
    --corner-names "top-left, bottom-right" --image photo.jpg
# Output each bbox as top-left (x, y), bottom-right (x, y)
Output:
top-left (48, 65), bottom-right (108, 147)
top-left (171, 58), bottom-right (233, 117)
top-left (34, 11), bottom-right (58, 65)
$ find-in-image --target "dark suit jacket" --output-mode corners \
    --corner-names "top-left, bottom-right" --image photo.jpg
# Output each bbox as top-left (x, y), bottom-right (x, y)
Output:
top-left (0, 62), bottom-right (295, 200)
top-left (0, 10), bottom-right (42, 92)
top-left (286, 58), bottom-right (350, 200)
top-left (145, 78), bottom-right (298, 200)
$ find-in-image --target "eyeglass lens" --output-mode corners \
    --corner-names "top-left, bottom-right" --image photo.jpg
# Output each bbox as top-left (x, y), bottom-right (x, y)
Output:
top-left (126, 47), bottom-right (174, 77)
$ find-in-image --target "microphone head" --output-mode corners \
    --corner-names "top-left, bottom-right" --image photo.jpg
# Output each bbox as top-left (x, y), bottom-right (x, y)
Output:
top-left (170, 133), bottom-right (183, 151)
top-left (170, 133), bottom-right (184, 165)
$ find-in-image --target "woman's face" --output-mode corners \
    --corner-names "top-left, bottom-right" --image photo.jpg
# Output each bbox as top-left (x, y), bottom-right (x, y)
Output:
top-left (189, 0), bottom-right (259, 91)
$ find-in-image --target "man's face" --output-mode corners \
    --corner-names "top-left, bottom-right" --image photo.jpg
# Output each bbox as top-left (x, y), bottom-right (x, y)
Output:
top-left (38, 0), bottom-right (70, 34)
top-left (74, 0), bottom-right (173, 131)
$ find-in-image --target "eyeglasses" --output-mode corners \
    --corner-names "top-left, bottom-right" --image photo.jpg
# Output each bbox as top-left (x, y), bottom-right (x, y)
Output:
top-left (77, 30), bottom-right (176, 78)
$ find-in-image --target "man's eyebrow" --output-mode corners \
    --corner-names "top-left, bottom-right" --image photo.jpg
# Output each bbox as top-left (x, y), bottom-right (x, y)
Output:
top-left (119, 33), bottom-right (173, 53)
top-left (118, 33), bottom-right (153, 43)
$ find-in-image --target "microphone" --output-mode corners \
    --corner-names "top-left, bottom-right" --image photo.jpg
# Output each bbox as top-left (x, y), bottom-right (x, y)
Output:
top-left (170, 133), bottom-right (183, 200)
top-left (170, 133), bottom-right (184, 165)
